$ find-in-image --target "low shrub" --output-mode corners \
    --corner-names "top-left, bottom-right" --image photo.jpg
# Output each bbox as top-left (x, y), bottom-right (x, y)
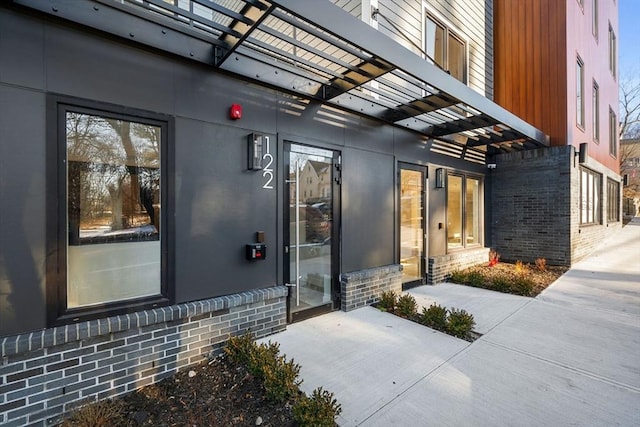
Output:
top-left (378, 290), bottom-right (397, 312)
top-left (396, 294), bottom-right (418, 318)
top-left (420, 304), bottom-right (448, 332)
top-left (511, 276), bottom-right (535, 297)
top-left (293, 387), bottom-right (342, 427)
top-left (449, 270), bottom-right (485, 287)
top-left (515, 260), bottom-right (527, 274)
top-left (446, 308), bottom-right (476, 340)
top-left (449, 270), bottom-right (467, 283)
top-left (466, 271), bottom-right (486, 287)
top-left (224, 331), bottom-right (256, 368)
top-left (225, 332), bottom-right (301, 402)
top-left (60, 399), bottom-right (125, 427)
top-left (490, 274), bottom-right (511, 293)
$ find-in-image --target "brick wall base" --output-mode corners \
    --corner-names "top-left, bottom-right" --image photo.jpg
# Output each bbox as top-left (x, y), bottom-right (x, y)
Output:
top-left (0, 286), bottom-right (287, 426)
top-left (493, 146), bottom-right (623, 266)
top-left (428, 248), bottom-right (490, 285)
top-left (340, 265), bottom-right (402, 311)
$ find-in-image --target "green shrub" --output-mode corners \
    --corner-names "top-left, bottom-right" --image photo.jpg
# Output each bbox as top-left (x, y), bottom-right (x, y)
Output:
top-left (420, 304), bottom-right (448, 331)
top-left (466, 271), bottom-right (486, 287)
top-left (293, 387), bottom-right (342, 427)
top-left (378, 290), bottom-right (397, 312)
top-left (490, 274), bottom-right (511, 293)
top-left (262, 353), bottom-right (302, 402)
top-left (448, 270), bottom-right (467, 283)
top-left (511, 276), bottom-right (535, 297)
top-left (396, 294), bottom-right (418, 319)
top-left (224, 332), bottom-right (256, 368)
top-left (446, 308), bottom-right (476, 340)
top-left (225, 332), bottom-right (302, 402)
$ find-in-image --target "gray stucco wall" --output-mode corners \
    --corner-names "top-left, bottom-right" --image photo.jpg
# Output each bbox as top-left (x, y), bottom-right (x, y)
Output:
top-left (0, 6), bottom-right (484, 336)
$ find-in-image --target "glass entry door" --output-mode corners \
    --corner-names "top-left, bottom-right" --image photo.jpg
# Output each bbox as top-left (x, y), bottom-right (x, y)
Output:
top-left (285, 143), bottom-right (339, 322)
top-left (399, 164), bottom-right (426, 288)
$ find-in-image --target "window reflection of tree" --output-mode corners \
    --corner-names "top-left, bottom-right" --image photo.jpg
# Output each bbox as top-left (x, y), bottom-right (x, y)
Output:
top-left (66, 113), bottom-right (160, 245)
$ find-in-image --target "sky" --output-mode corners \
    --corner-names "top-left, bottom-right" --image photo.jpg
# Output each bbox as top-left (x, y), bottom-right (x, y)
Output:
top-left (619, 0), bottom-right (640, 79)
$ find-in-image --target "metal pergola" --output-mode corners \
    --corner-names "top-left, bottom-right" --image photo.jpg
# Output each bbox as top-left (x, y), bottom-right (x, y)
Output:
top-left (13, 0), bottom-right (550, 161)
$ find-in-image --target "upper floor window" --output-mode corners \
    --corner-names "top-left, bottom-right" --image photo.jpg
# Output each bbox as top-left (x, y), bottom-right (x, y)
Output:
top-left (425, 14), bottom-right (467, 83)
top-left (609, 107), bottom-right (618, 157)
top-left (592, 0), bottom-right (598, 38)
top-left (577, 56), bottom-right (585, 128)
top-left (593, 80), bottom-right (600, 142)
top-left (608, 24), bottom-right (617, 78)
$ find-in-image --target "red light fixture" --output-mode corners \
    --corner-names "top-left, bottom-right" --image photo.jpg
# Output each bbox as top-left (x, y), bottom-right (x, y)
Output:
top-left (230, 104), bottom-right (242, 120)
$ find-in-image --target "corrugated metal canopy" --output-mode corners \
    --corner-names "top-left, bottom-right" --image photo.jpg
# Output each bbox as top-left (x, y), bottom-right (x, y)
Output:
top-left (13, 0), bottom-right (550, 157)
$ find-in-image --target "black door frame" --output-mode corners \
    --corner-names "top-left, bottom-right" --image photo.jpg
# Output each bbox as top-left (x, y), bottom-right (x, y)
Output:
top-left (283, 141), bottom-right (341, 323)
top-left (398, 162), bottom-right (427, 289)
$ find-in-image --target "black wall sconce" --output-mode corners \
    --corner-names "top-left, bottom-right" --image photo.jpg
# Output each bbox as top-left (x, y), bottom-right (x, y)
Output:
top-left (577, 142), bottom-right (588, 164)
top-left (435, 168), bottom-right (445, 188)
top-left (248, 133), bottom-right (264, 170)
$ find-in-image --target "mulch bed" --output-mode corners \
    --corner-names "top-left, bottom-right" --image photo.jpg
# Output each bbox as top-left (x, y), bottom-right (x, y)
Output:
top-left (462, 262), bottom-right (568, 296)
top-left (60, 355), bottom-right (296, 426)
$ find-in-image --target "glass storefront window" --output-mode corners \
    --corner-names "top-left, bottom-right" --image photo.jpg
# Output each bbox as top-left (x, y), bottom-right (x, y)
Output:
top-left (447, 175), bottom-right (463, 248)
top-left (580, 167), bottom-right (602, 225)
top-left (465, 178), bottom-right (480, 245)
top-left (66, 111), bottom-right (162, 308)
top-left (400, 168), bottom-right (424, 285)
top-left (447, 174), bottom-right (481, 250)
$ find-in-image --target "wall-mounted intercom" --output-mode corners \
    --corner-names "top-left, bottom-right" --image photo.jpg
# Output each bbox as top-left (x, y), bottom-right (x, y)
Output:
top-left (246, 243), bottom-right (267, 260)
top-left (246, 231), bottom-right (266, 260)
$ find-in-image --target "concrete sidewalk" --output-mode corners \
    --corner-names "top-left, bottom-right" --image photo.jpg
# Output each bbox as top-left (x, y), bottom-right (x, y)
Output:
top-left (262, 219), bottom-right (640, 426)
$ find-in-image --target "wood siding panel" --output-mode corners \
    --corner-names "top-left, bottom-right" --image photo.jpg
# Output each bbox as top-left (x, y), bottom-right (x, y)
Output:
top-left (496, 0), bottom-right (618, 172)
top-left (494, 0), bottom-right (567, 147)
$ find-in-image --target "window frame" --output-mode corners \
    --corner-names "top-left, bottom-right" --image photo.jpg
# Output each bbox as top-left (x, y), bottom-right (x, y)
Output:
top-left (579, 167), bottom-right (602, 226)
top-left (576, 56), bottom-right (585, 129)
top-left (46, 96), bottom-right (175, 326)
top-left (608, 23), bottom-right (616, 79)
top-left (424, 12), bottom-right (468, 84)
top-left (607, 178), bottom-right (620, 223)
top-left (592, 80), bottom-right (599, 143)
top-left (592, 0), bottom-right (598, 39)
top-left (446, 172), bottom-right (483, 251)
top-left (609, 107), bottom-right (618, 158)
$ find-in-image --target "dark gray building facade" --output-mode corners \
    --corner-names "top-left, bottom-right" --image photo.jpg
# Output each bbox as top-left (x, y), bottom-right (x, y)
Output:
top-left (1, 0), bottom-right (607, 425)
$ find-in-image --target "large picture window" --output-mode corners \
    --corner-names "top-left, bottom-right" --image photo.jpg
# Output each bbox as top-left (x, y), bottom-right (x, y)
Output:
top-left (580, 168), bottom-right (601, 225)
top-left (447, 174), bottom-right (481, 249)
top-left (425, 13), bottom-right (467, 83)
top-left (607, 179), bottom-right (620, 222)
top-left (49, 99), bottom-right (172, 323)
